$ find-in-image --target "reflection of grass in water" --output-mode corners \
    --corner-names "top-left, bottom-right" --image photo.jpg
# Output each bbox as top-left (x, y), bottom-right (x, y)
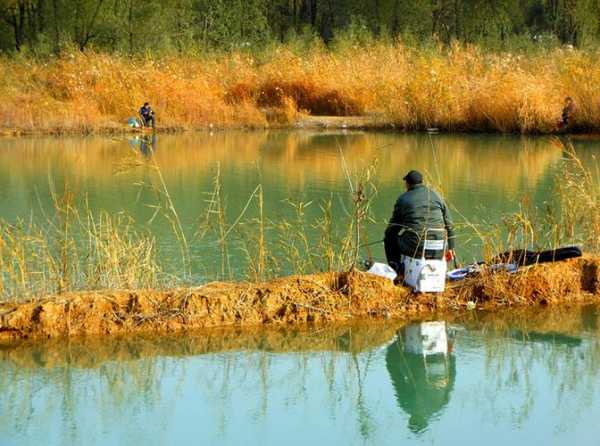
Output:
top-left (3, 308), bottom-right (600, 441)
top-left (0, 132), bottom-right (565, 191)
top-left (0, 319), bottom-right (405, 437)
top-left (458, 305), bottom-right (600, 428)
top-left (0, 322), bottom-right (400, 440)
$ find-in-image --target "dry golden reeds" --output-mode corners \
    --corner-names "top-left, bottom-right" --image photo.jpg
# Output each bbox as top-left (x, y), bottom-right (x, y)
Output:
top-left (0, 188), bottom-right (163, 301)
top-left (453, 139), bottom-right (600, 264)
top-left (0, 141), bottom-right (378, 300)
top-left (3, 43), bottom-right (600, 134)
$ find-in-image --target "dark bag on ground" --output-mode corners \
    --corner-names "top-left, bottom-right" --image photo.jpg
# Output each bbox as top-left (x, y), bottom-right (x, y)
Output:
top-left (492, 246), bottom-right (582, 266)
top-left (448, 246), bottom-right (582, 281)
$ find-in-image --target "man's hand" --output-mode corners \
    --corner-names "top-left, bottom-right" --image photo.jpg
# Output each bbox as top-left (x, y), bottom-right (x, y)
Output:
top-left (445, 249), bottom-right (455, 262)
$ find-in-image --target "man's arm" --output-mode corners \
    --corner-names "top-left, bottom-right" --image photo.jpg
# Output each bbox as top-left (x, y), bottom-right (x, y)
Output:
top-left (385, 198), bottom-right (404, 239)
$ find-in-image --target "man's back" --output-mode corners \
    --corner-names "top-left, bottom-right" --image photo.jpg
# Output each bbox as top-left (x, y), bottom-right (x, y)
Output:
top-left (388, 184), bottom-right (454, 256)
top-left (394, 185), bottom-right (446, 231)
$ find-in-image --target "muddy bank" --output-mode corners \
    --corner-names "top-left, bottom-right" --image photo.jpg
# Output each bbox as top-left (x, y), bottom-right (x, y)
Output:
top-left (0, 125), bottom-right (186, 137)
top-left (0, 115), bottom-right (390, 137)
top-left (1, 257), bottom-right (599, 345)
top-left (0, 118), bottom-right (596, 137)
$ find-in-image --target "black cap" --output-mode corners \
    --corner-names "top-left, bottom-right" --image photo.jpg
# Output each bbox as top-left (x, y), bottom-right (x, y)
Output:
top-left (403, 170), bottom-right (423, 185)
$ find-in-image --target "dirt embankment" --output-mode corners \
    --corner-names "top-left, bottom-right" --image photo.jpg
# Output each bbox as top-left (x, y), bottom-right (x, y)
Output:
top-left (1, 257), bottom-right (599, 345)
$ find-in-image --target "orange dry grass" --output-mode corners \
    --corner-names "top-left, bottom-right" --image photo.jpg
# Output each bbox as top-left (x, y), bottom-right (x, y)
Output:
top-left (1, 256), bottom-right (599, 344)
top-left (3, 43), bottom-right (600, 134)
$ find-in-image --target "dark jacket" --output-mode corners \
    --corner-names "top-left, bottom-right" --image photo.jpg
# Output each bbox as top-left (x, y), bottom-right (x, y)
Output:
top-left (140, 105), bottom-right (154, 119)
top-left (384, 184), bottom-right (455, 256)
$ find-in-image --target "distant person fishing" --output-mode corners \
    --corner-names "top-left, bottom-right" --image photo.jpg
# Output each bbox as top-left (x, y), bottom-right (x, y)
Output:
top-left (558, 96), bottom-right (575, 130)
top-left (383, 170), bottom-right (455, 276)
top-left (139, 102), bottom-right (156, 128)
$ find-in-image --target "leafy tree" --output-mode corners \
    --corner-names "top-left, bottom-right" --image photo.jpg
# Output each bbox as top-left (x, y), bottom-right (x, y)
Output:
top-left (3, 0), bottom-right (600, 54)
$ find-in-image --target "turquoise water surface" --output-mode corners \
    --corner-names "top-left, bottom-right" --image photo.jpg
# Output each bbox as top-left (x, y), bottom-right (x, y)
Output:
top-left (1, 306), bottom-right (599, 445)
top-left (1, 132), bottom-right (600, 445)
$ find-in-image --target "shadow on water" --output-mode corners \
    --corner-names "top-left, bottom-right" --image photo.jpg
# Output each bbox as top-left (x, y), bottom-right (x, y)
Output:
top-left (508, 330), bottom-right (582, 346)
top-left (0, 322), bottom-right (403, 369)
top-left (128, 134), bottom-right (157, 158)
top-left (385, 322), bottom-right (456, 434)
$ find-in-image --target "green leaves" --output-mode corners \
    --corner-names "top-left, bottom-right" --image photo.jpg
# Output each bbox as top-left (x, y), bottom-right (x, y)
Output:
top-left (4, 0), bottom-right (600, 54)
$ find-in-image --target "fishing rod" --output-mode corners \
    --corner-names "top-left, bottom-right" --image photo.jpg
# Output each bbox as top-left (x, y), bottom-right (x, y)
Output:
top-left (359, 239), bottom-right (384, 248)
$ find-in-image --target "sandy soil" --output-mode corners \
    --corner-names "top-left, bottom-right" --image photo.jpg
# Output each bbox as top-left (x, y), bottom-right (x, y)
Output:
top-left (1, 257), bottom-right (598, 346)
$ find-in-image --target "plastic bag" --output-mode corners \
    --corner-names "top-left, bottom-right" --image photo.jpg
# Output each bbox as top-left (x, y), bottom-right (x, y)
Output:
top-left (367, 262), bottom-right (398, 282)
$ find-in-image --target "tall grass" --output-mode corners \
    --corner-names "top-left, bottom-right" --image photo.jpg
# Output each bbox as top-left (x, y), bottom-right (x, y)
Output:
top-left (0, 205), bottom-right (161, 301)
top-left (0, 146), bottom-right (379, 300)
top-left (457, 139), bottom-right (600, 262)
top-left (3, 43), bottom-right (600, 134)
top-left (1, 138), bottom-right (598, 302)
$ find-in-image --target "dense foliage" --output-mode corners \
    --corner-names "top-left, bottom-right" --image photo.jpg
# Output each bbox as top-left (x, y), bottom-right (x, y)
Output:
top-left (1, 0), bottom-right (600, 54)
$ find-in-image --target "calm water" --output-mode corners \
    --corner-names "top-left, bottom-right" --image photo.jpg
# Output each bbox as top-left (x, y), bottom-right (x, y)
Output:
top-left (2, 131), bottom-right (599, 280)
top-left (1, 305), bottom-right (599, 445)
top-left (2, 131), bottom-right (600, 443)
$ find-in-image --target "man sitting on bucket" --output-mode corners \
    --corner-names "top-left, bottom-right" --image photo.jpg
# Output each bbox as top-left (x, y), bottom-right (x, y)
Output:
top-left (384, 170), bottom-right (455, 275)
top-left (139, 102), bottom-right (156, 128)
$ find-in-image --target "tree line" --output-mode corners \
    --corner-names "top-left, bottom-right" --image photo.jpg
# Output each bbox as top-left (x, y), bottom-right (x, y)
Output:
top-left (1, 0), bottom-right (598, 54)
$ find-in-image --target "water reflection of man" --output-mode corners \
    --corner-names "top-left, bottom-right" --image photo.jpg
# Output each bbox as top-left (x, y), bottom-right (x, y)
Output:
top-left (128, 134), bottom-right (157, 158)
top-left (385, 321), bottom-right (456, 434)
top-left (139, 134), bottom-right (157, 157)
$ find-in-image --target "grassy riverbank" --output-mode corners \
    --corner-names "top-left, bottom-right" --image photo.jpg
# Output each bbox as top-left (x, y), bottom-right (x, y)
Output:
top-left (1, 257), bottom-right (599, 344)
top-left (3, 43), bottom-right (600, 135)
top-left (1, 138), bottom-right (599, 343)
top-left (3, 226), bottom-right (599, 344)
